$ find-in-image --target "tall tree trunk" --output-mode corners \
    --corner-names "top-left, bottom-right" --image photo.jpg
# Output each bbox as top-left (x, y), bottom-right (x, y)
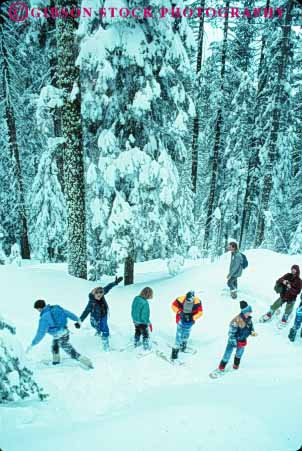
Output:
top-left (124, 255), bottom-right (134, 286)
top-left (0, 16), bottom-right (30, 259)
top-left (239, 0), bottom-right (269, 248)
top-left (39, 0), bottom-right (64, 190)
top-left (56, 0), bottom-right (87, 279)
top-left (48, 0), bottom-right (64, 192)
top-left (203, 0), bottom-right (230, 251)
top-left (254, 0), bottom-right (294, 247)
top-left (191, 0), bottom-right (206, 193)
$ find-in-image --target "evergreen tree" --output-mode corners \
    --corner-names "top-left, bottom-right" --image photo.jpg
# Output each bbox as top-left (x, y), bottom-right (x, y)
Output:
top-left (29, 151), bottom-right (67, 262)
top-left (0, 315), bottom-right (47, 403)
top-left (253, 0), bottom-right (295, 247)
top-left (0, 6), bottom-right (31, 258)
top-left (218, 0), bottom-right (257, 250)
top-left (202, 0), bottom-right (230, 253)
top-left (80, 0), bottom-right (195, 283)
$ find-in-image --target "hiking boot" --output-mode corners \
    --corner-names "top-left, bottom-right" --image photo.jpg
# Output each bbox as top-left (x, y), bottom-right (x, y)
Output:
top-left (180, 342), bottom-right (187, 352)
top-left (218, 360), bottom-right (226, 371)
top-left (102, 337), bottom-right (110, 351)
top-left (171, 348), bottom-right (179, 360)
top-left (233, 356), bottom-right (241, 370)
top-left (134, 338), bottom-right (141, 348)
top-left (143, 338), bottom-right (151, 350)
top-left (52, 352), bottom-right (60, 365)
top-left (260, 312), bottom-right (273, 322)
top-left (288, 327), bottom-right (297, 342)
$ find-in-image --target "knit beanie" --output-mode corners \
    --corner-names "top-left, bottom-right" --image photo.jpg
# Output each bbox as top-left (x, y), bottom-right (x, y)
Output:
top-left (186, 291), bottom-right (195, 302)
top-left (241, 305), bottom-right (252, 315)
top-left (240, 300), bottom-right (248, 309)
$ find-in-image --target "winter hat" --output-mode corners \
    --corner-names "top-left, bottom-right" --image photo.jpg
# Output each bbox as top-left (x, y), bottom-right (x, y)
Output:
top-left (241, 305), bottom-right (252, 315)
top-left (186, 291), bottom-right (195, 302)
top-left (291, 265), bottom-right (300, 276)
top-left (240, 300), bottom-right (248, 310)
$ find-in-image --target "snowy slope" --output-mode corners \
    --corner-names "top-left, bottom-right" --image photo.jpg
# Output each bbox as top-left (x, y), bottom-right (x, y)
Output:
top-left (1, 250), bottom-right (302, 451)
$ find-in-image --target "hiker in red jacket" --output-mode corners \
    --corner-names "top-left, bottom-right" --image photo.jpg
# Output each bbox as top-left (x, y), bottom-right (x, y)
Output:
top-left (170, 291), bottom-right (203, 360)
top-left (260, 265), bottom-right (302, 325)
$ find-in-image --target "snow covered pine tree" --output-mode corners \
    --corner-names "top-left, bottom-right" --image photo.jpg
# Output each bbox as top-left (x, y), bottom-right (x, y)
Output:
top-left (0, 315), bottom-right (47, 403)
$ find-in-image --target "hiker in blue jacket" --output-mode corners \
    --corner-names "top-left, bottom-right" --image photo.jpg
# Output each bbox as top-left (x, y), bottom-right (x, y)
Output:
top-left (75, 276), bottom-right (123, 350)
top-left (26, 299), bottom-right (93, 368)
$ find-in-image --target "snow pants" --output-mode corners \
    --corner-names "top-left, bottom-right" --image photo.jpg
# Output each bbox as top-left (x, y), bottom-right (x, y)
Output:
top-left (52, 331), bottom-right (80, 362)
top-left (292, 305), bottom-right (302, 333)
top-left (221, 340), bottom-right (245, 364)
top-left (270, 297), bottom-right (295, 321)
top-left (134, 323), bottom-right (150, 349)
top-left (227, 277), bottom-right (238, 292)
top-left (174, 322), bottom-right (193, 349)
top-left (91, 315), bottom-right (109, 337)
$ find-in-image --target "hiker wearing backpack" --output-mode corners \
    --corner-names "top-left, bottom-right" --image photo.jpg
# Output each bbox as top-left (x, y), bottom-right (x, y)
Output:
top-left (260, 265), bottom-right (302, 326)
top-left (26, 300), bottom-right (93, 369)
top-left (75, 276), bottom-right (123, 351)
top-left (170, 291), bottom-right (203, 361)
top-left (227, 242), bottom-right (247, 299)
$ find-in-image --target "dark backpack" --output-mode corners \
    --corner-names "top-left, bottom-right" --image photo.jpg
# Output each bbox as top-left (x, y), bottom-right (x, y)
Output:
top-left (274, 282), bottom-right (285, 294)
top-left (241, 253), bottom-right (248, 269)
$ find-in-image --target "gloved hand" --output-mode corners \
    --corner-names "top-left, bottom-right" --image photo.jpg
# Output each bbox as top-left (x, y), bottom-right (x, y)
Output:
top-left (229, 338), bottom-right (237, 347)
top-left (25, 345), bottom-right (32, 354)
top-left (74, 321), bottom-right (81, 329)
top-left (115, 276), bottom-right (123, 285)
top-left (149, 323), bottom-right (153, 332)
top-left (251, 331), bottom-right (258, 337)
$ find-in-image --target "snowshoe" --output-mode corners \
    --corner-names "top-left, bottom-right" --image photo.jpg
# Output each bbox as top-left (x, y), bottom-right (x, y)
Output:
top-left (258, 312), bottom-right (273, 323)
top-left (155, 349), bottom-right (184, 366)
top-left (137, 349), bottom-right (153, 358)
top-left (78, 355), bottom-right (94, 370)
top-left (40, 358), bottom-right (77, 368)
top-left (168, 343), bottom-right (197, 355)
top-left (209, 368), bottom-right (226, 379)
top-left (277, 319), bottom-right (288, 330)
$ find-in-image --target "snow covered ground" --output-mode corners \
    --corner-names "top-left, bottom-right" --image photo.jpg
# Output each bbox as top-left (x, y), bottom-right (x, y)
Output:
top-left (1, 250), bottom-right (302, 451)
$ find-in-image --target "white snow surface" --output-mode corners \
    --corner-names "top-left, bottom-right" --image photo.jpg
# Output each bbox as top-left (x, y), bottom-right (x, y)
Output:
top-left (1, 249), bottom-right (302, 451)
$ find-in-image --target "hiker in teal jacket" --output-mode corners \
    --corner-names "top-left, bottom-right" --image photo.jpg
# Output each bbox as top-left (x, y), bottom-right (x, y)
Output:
top-left (131, 287), bottom-right (153, 350)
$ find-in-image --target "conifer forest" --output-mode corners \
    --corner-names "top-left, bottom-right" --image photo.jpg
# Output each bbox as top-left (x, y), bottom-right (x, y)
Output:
top-left (0, 0), bottom-right (301, 283)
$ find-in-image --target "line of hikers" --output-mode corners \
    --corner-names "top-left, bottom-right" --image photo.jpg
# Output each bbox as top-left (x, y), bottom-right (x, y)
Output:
top-left (25, 250), bottom-right (302, 372)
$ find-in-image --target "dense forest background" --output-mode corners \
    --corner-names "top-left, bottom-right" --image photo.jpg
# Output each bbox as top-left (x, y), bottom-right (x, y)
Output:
top-left (0, 0), bottom-right (301, 283)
